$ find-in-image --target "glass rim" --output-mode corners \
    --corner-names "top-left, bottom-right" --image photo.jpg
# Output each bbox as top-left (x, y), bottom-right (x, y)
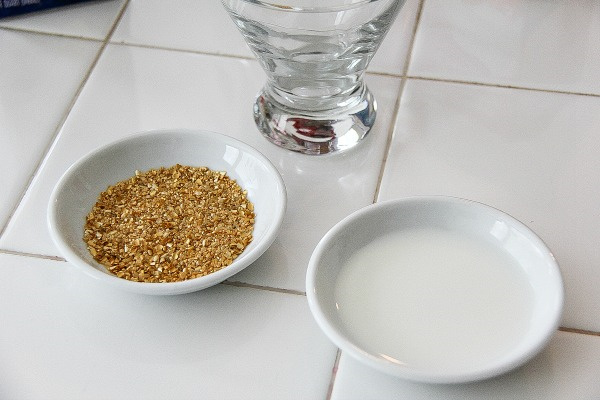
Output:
top-left (222, 0), bottom-right (394, 13)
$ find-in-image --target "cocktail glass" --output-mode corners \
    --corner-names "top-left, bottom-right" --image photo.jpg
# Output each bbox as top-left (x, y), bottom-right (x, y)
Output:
top-left (221, 0), bottom-right (406, 155)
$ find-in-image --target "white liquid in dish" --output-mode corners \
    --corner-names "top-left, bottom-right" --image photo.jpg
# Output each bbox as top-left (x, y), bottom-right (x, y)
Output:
top-left (334, 227), bottom-right (534, 373)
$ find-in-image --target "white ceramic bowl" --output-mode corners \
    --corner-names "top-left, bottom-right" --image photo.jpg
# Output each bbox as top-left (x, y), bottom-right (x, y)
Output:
top-left (306, 196), bottom-right (563, 384)
top-left (48, 129), bottom-right (286, 295)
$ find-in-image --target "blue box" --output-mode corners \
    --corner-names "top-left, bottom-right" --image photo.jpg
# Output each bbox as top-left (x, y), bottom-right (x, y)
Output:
top-left (1, 0), bottom-right (95, 18)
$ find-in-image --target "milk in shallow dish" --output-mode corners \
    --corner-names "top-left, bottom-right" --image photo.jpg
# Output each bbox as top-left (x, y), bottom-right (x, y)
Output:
top-left (307, 197), bottom-right (563, 383)
top-left (334, 227), bottom-right (534, 373)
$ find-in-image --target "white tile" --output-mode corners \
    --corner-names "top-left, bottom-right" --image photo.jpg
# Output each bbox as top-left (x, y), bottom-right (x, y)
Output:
top-left (0, 0), bottom-right (126, 40)
top-left (379, 79), bottom-right (600, 332)
top-left (0, 252), bottom-right (336, 400)
top-left (409, 0), bottom-right (600, 95)
top-left (369, 0), bottom-right (421, 75)
top-left (111, 0), bottom-right (252, 57)
top-left (0, 44), bottom-right (401, 293)
top-left (330, 331), bottom-right (600, 399)
top-left (0, 30), bottom-right (101, 231)
top-left (231, 68), bottom-right (401, 289)
top-left (111, 0), bottom-right (420, 76)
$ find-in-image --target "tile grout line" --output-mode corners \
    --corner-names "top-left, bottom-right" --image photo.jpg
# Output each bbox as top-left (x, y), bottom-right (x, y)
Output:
top-left (5, 25), bottom-right (599, 100)
top-left (4, 242), bottom-right (600, 339)
top-left (406, 75), bottom-right (600, 99)
top-left (559, 326), bottom-right (600, 338)
top-left (0, 249), bottom-right (65, 262)
top-left (0, 23), bottom-right (254, 63)
top-left (0, 24), bottom-right (104, 42)
top-left (0, 248), bottom-right (310, 297)
top-left (100, 0), bottom-right (131, 51)
top-left (0, 0), bottom-right (131, 241)
top-left (400, 0), bottom-right (426, 78)
top-left (372, 0), bottom-right (425, 204)
top-left (108, 40), bottom-right (257, 62)
top-left (371, 76), bottom-right (406, 203)
top-left (325, 349), bottom-right (342, 400)
top-left (221, 280), bottom-right (306, 296)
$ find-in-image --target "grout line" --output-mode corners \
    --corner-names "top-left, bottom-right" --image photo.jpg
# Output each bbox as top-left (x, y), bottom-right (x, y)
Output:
top-left (0, 248), bottom-right (309, 297)
top-left (407, 75), bottom-right (600, 99)
top-left (365, 70), bottom-right (405, 79)
top-left (0, 249), bottom-right (65, 262)
top-left (4, 246), bottom-right (600, 341)
top-left (6, 22), bottom-right (598, 101)
top-left (0, 0), bottom-right (130, 239)
top-left (372, 76), bottom-right (406, 203)
top-left (401, 0), bottom-right (426, 78)
top-left (5, 10), bottom-right (599, 102)
top-left (97, 41), bottom-right (600, 101)
top-left (105, 43), bottom-right (600, 101)
top-left (0, 24), bottom-right (104, 42)
top-left (325, 349), bottom-right (342, 400)
top-left (221, 280), bottom-right (306, 296)
top-left (108, 40), bottom-right (257, 62)
top-left (105, 0), bottom-right (131, 42)
top-left (372, 0), bottom-right (425, 203)
top-left (365, 0), bottom-right (425, 81)
top-left (559, 326), bottom-right (600, 337)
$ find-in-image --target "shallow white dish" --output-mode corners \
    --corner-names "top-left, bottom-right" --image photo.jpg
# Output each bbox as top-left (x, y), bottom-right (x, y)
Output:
top-left (48, 129), bottom-right (286, 295)
top-left (306, 196), bottom-right (563, 384)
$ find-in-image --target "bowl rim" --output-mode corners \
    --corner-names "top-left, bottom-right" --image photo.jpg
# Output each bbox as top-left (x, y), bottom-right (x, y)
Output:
top-left (306, 195), bottom-right (564, 383)
top-left (47, 128), bottom-right (286, 295)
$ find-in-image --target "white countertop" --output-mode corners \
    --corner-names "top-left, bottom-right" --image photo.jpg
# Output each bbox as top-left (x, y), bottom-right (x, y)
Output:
top-left (1, 0), bottom-right (599, 398)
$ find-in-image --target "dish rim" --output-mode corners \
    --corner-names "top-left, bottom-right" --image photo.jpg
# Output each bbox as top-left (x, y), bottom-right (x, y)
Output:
top-left (47, 128), bottom-right (287, 295)
top-left (306, 195), bottom-right (564, 383)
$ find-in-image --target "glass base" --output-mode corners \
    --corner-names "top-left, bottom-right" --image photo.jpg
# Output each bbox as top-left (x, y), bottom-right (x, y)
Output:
top-left (253, 86), bottom-right (377, 155)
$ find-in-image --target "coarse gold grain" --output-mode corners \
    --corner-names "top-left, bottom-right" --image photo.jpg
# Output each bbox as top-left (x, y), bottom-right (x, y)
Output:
top-left (83, 165), bottom-right (255, 283)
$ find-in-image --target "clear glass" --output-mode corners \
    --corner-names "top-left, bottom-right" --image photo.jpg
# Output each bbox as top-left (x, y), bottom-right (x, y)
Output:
top-left (221, 0), bottom-right (406, 154)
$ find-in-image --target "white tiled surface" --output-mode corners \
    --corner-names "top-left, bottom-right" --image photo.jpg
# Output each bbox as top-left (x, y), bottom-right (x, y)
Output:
top-left (0, 29), bottom-right (101, 230)
top-left (0, 44), bottom-right (401, 292)
top-left (0, 0), bottom-right (127, 40)
top-left (2, 0), bottom-right (600, 398)
top-left (111, 0), bottom-right (421, 75)
top-left (111, 0), bottom-right (252, 57)
top-left (0, 253), bottom-right (336, 400)
top-left (410, 0), bottom-right (600, 95)
top-left (380, 78), bottom-right (600, 332)
top-left (331, 331), bottom-right (600, 399)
